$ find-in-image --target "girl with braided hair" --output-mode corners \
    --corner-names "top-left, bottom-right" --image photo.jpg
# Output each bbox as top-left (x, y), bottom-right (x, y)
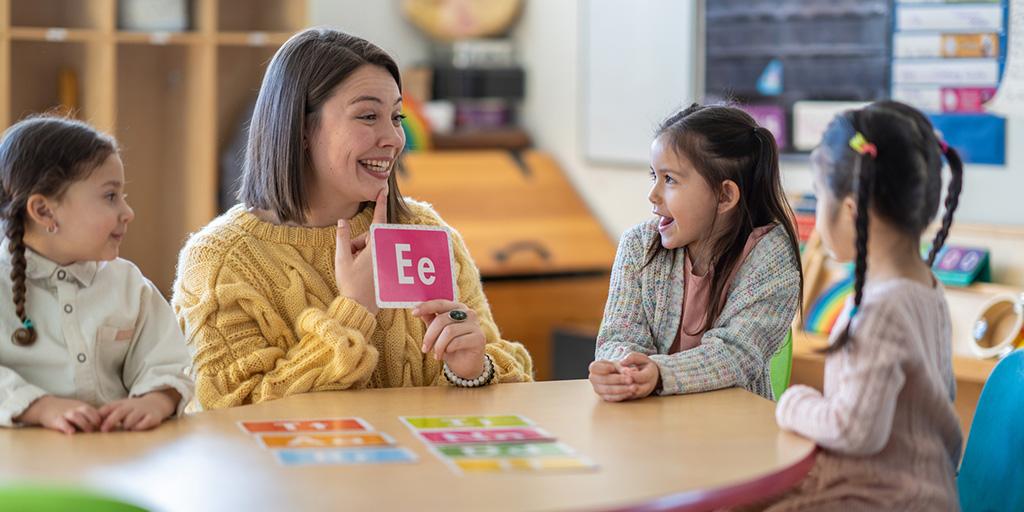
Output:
top-left (0, 115), bottom-right (192, 434)
top-left (766, 101), bottom-right (965, 511)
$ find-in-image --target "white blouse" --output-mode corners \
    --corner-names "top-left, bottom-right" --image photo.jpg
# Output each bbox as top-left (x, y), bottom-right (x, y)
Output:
top-left (0, 240), bottom-right (194, 426)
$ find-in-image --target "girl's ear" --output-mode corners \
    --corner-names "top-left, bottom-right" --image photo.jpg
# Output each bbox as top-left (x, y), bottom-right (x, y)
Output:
top-left (842, 195), bottom-right (858, 224)
top-left (717, 179), bottom-right (741, 214)
top-left (25, 193), bottom-right (57, 228)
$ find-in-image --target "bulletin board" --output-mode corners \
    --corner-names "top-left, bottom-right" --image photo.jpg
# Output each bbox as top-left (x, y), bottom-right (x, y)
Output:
top-left (704, 0), bottom-right (1009, 166)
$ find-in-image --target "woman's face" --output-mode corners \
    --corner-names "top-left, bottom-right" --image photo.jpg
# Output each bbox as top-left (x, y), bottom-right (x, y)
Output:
top-left (305, 64), bottom-right (405, 210)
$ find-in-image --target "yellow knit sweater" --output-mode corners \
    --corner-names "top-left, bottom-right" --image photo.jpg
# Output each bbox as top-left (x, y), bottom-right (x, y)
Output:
top-left (172, 200), bottom-right (533, 409)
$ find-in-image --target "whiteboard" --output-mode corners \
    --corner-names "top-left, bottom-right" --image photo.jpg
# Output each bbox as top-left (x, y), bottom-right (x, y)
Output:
top-left (581, 0), bottom-right (699, 165)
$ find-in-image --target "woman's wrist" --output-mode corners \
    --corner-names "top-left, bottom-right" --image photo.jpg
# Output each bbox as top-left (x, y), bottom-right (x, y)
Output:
top-left (444, 354), bottom-right (495, 387)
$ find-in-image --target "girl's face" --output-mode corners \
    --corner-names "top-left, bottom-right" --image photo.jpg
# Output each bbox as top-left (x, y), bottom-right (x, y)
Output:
top-left (46, 153), bottom-right (135, 263)
top-left (810, 145), bottom-right (857, 262)
top-left (648, 134), bottom-right (722, 250)
top-left (305, 64), bottom-right (405, 211)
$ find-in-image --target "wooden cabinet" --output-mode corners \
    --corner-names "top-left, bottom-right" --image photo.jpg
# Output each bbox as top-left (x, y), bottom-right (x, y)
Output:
top-left (399, 151), bottom-right (617, 380)
top-left (0, 0), bottom-right (306, 294)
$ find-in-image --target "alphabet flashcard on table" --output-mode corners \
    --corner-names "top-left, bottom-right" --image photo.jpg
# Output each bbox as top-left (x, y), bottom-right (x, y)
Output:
top-left (418, 427), bottom-right (556, 445)
top-left (239, 418), bottom-right (371, 434)
top-left (434, 441), bottom-right (575, 459)
top-left (401, 415), bottom-right (533, 430)
top-left (274, 446), bottom-right (418, 466)
top-left (370, 224), bottom-right (457, 308)
top-left (258, 432), bottom-right (395, 449)
top-left (450, 456), bottom-right (597, 474)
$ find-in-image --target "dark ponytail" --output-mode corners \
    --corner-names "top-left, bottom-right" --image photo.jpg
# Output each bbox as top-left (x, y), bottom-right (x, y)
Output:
top-left (0, 114), bottom-right (116, 347)
top-left (926, 145), bottom-right (964, 266)
top-left (649, 104), bottom-right (803, 333)
top-left (816, 101), bottom-right (961, 353)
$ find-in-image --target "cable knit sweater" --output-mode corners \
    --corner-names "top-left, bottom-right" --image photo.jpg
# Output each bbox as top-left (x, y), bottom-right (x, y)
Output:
top-left (595, 220), bottom-right (801, 399)
top-left (172, 200), bottom-right (533, 410)
top-left (771, 278), bottom-right (962, 511)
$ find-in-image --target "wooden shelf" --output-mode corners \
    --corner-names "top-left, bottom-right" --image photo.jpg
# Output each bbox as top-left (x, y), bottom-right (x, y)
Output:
top-left (1, 0), bottom-right (308, 294)
top-left (216, 31), bottom-right (294, 47)
top-left (7, 27), bottom-right (101, 42)
top-left (793, 330), bottom-right (997, 385)
top-left (115, 31), bottom-right (205, 45)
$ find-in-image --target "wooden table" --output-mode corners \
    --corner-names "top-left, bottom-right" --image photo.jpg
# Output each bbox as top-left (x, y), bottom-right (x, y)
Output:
top-left (0, 380), bottom-right (815, 512)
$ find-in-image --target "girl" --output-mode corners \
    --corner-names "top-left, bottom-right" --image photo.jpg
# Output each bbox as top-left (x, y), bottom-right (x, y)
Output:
top-left (590, 104), bottom-right (803, 401)
top-left (766, 101), bottom-right (964, 510)
top-left (173, 28), bottom-right (532, 410)
top-left (0, 116), bottom-right (193, 434)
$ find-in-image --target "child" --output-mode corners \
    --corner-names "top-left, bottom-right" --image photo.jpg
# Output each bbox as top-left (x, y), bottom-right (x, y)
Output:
top-left (590, 104), bottom-right (803, 401)
top-left (0, 115), bottom-right (193, 434)
top-left (767, 101), bottom-right (964, 510)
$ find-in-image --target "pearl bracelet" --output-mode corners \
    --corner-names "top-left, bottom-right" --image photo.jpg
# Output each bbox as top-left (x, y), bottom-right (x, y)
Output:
top-left (443, 354), bottom-right (495, 388)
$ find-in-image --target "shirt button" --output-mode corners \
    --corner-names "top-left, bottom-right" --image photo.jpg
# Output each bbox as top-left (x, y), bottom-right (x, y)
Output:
top-left (64, 304), bottom-right (73, 314)
top-left (57, 270), bottom-right (66, 280)
top-left (77, 353), bottom-right (86, 363)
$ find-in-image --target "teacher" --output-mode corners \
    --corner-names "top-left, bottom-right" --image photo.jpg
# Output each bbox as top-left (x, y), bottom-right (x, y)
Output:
top-left (172, 28), bottom-right (533, 410)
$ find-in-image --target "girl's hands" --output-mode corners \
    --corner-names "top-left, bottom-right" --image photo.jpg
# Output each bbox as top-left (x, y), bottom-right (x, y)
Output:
top-left (588, 352), bottom-right (661, 402)
top-left (98, 389), bottom-right (180, 432)
top-left (15, 395), bottom-right (102, 434)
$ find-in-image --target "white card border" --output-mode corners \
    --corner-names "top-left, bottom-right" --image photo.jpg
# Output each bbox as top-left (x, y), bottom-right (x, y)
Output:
top-left (370, 223), bottom-right (459, 309)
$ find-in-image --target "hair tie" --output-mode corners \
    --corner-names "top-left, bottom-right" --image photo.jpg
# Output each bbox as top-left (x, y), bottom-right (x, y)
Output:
top-left (939, 139), bottom-right (949, 153)
top-left (849, 132), bottom-right (877, 158)
top-left (21, 318), bottom-right (33, 330)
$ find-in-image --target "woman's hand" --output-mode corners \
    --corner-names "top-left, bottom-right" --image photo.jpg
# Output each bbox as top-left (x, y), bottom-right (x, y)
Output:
top-left (413, 300), bottom-right (487, 380)
top-left (336, 187), bottom-right (388, 316)
top-left (589, 352), bottom-right (660, 402)
top-left (15, 395), bottom-right (102, 434)
top-left (98, 389), bottom-right (180, 432)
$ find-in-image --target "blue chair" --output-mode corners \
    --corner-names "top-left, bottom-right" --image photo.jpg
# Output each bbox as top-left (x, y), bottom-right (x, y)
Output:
top-left (958, 349), bottom-right (1024, 512)
top-left (769, 330), bottom-right (793, 400)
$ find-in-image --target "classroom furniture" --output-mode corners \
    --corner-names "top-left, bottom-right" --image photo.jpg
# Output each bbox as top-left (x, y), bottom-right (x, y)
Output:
top-left (0, 0), bottom-right (307, 294)
top-left (957, 349), bottom-right (1024, 512)
top-left (398, 150), bottom-right (617, 380)
top-left (0, 380), bottom-right (816, 512)
top-left (769, 330), bottom-right (794, 400)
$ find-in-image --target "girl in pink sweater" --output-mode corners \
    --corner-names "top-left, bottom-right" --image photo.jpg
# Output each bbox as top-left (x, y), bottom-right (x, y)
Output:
top-left (766, 101), bottom-right (965, 511)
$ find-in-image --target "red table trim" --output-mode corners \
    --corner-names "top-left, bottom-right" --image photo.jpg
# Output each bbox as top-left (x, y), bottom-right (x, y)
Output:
top-left (602, 447), bottom-right (818, 512)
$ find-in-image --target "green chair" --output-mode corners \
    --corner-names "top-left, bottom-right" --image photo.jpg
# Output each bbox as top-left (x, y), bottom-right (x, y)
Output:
top-left (769, 330), bottom-right (794, 400)
top-left (0, 485), bottom-right (147, 512)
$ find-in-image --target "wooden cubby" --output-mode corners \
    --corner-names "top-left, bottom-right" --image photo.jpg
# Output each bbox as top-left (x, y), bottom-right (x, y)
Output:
top-left (0, 0), bottom-right (307, 294)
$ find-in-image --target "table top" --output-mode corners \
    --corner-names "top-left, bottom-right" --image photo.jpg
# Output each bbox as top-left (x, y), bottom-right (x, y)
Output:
top-left (0, 380), bottom-right (816, 512)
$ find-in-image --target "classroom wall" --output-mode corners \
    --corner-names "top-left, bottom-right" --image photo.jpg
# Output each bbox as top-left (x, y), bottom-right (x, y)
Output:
top-left (311, 0), bottom-right (1024, 240)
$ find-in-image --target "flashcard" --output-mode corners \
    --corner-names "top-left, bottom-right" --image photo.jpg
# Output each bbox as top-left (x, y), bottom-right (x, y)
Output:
top-left (370, 224), bottom-right (457, 308)
top-left (434, 442), bottom-right (575, 459)
top-left (274, 446), bottom-right (417, 466)
top-left (259, 432), bottom-right (395, 449)
top-left (239, 418), bottom-right (370, 434)
top-left (402, 415), bottom-right (532, 430)
top-left (451, 456), bottom-right (596, 474)
top-left (419, 427), bottom-right (555, 445)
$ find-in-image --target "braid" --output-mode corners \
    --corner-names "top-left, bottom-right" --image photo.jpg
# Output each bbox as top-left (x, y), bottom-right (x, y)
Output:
top-left (827, 156), bottom-right (873, 354)
top-left (926, 145), bottom-right (964, 266)
top-left (5, 212), bottom-right (36, 346)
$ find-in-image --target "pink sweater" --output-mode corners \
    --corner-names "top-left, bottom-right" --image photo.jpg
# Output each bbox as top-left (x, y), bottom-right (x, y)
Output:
top-left (772, 278), bottom-right (962, 511)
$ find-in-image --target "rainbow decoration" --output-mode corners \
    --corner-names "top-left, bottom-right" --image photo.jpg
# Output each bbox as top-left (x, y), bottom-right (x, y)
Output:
top-left (804, 274), bottom-right (854, 335)
top-left (401, 95), bottom-right (433, 151)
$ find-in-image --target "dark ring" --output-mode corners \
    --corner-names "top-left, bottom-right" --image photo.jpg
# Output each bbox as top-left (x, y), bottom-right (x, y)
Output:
top-left (448, 310), bottom-right (468, 322)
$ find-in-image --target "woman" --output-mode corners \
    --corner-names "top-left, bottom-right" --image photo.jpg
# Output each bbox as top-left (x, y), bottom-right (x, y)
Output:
top-left (173, 28), bottom-right (533, 410)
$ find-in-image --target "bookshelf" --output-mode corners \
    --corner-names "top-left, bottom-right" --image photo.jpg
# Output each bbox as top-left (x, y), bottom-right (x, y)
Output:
top-left (0, 0), bottom-right (307, 293)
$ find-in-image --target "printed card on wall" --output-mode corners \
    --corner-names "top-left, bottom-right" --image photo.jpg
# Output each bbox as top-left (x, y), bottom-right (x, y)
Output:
top-left (371, 224), bottom-right (457, 308)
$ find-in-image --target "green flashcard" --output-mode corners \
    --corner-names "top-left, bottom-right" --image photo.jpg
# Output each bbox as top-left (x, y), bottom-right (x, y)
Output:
top-left (436, 442), bottom-right (574, 459)
top-left (402, 415), bottom-right (531, 430)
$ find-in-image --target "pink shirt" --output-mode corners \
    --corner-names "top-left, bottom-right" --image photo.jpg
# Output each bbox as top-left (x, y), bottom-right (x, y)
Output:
top-left (671, 225), bottom-right (774, 353)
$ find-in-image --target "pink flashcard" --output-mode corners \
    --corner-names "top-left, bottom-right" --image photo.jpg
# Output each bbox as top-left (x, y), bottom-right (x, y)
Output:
top-left (419, 427), bottom-right (556, 445)
top-left (371, 224), bottom-right (457, 308)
